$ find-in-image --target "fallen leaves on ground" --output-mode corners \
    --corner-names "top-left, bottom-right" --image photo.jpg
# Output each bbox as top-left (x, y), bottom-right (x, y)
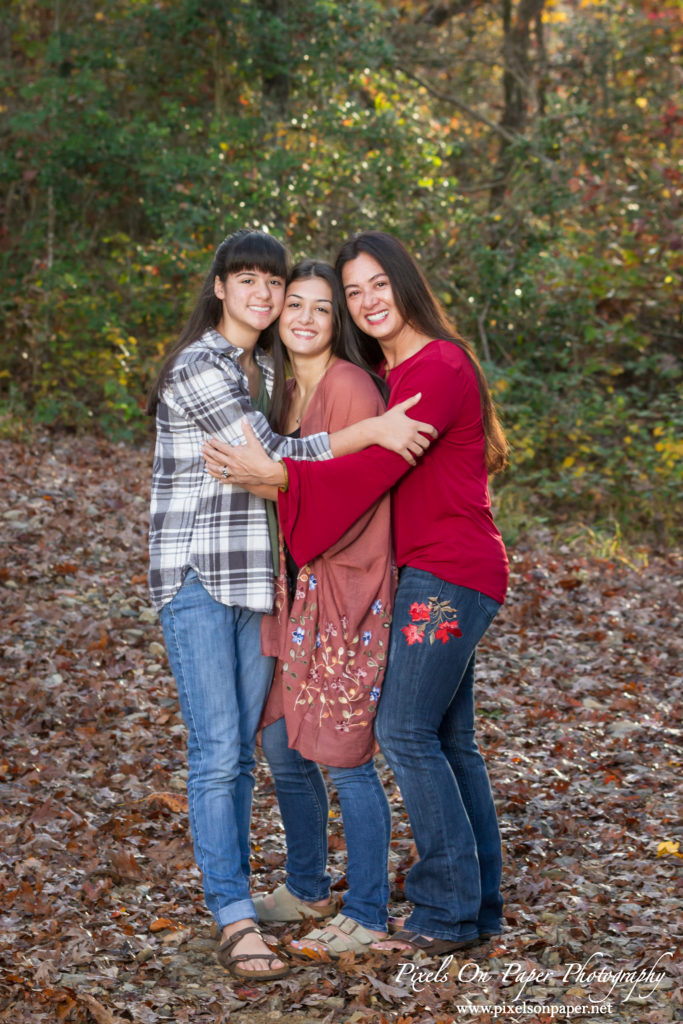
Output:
top-left (0, 436), bottom-right (680, 1024)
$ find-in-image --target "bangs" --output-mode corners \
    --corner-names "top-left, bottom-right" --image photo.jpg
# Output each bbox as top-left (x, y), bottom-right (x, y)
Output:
top-left (225, 233), bottom-right (288, 279)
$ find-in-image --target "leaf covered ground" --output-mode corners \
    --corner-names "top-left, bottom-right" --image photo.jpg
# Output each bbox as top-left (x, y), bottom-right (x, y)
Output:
top-left (0, 436), bottom-right (681, 1024)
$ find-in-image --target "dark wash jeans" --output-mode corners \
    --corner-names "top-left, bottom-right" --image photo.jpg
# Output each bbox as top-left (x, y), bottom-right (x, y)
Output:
top-left (375, 567), bottom-right (504, 942)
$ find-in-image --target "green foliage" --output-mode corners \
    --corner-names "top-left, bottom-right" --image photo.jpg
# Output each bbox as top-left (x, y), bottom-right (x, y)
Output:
top-left (0, 0), bottom-right (680, 543)
top-left (495, 362), bottom-right (681, 542)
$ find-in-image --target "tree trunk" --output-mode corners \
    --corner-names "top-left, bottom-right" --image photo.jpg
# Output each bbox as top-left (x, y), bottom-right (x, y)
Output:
top-left (489, 0), bottom-right (545, 216)
top-left (258, 0), bottom-right (290, 119)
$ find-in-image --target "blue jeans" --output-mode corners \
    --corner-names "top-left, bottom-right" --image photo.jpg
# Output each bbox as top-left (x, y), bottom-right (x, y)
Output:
top-left (375, 567), bottom-right (503, 943)
top-left (261, 716), bottom-right (391, 931)
top-left (160, 570), bottom-right (275, 929)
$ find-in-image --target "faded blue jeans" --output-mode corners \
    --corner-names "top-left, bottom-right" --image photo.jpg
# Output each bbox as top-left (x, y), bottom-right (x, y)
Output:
top-left (160, 570), bottom-right (275, 929)
top-left (375, 567), bottom-right (503, 943)
top-left (261, 715), bottom-right (391, 931)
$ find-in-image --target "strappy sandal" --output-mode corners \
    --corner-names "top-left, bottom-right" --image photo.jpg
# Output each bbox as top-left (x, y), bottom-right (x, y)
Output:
top-left (289, 912), bottom-right (382, 960)
top-left (216, 923), bottom-right (290, 980)
top-left (253, 882), bottom-right (337, 923)
top-left (371, 927), bottom-right (478, 956)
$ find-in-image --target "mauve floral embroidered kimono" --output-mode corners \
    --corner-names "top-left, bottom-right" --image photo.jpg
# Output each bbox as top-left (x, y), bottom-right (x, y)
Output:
top-left (260, 359), bottom-right (395, 768)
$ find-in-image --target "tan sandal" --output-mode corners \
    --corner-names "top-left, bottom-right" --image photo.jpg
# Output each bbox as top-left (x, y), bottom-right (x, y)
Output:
top-left (216, 923), bottom-right (289, 980)
top-left (288, 912), bottom-right (382, 960)
top-left (253, 882), bottom-right (337, 923)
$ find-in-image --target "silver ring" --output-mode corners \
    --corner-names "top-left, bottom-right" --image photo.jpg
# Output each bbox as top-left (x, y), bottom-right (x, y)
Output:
top-left (222, 466), bottom-right (229, 479)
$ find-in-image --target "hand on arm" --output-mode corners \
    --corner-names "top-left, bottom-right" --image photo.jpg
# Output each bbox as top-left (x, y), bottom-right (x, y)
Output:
top-left (329, 392), bottom-right (438, 465)
top-left (200, 365), bottom-right (439, 490)
top-left (277, 360), bottom-right (463, 567)
top-left (201, 387), bottom-right (439, 489)
top-left (201, 422), bottom-right (287, 492)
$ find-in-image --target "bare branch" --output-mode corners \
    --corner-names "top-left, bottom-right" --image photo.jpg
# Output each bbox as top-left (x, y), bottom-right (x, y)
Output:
top-left (452, 178), bottom-right (508, 193)
top-left (398, 67), bottom-right (519, 144)
top-left (477, 301), bottom-right (492, 362)
top-left (397, 67), bottom-right (554, 168)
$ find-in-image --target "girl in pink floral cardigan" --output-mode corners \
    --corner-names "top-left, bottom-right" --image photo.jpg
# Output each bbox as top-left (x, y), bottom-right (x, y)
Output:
top-left (259, 352), bottom-right (395, 769)
top-left (247, 260), bottom-right (396, 956)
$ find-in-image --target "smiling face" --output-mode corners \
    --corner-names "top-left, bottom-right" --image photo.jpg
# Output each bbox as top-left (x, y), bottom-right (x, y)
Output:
top-left (214, 266), bottom-right (286, 346)
top-left (279, 276), bottom-right (334, 360)
top-left (341, 251), bottom-right (408, 348)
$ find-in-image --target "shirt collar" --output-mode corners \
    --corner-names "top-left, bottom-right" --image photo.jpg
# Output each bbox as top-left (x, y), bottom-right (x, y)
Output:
top-left (203, 327), bottom-right (271, 370)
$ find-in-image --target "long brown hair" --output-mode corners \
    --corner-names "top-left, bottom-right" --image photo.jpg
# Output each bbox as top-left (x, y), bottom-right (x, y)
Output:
top-left (146, 229), bottom-right (289, 415)
top-left (335, 231), bottom-right (509, 474)
top-left (268, 259), bottom-right (387, 433)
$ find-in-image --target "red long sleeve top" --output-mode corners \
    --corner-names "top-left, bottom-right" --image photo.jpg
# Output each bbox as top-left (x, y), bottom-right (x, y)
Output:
top-left (278, 339), bottom-right (509, 605)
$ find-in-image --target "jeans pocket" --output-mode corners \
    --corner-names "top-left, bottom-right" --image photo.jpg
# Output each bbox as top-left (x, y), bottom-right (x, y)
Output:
top-left (477, 592), bottom-right (501, 624)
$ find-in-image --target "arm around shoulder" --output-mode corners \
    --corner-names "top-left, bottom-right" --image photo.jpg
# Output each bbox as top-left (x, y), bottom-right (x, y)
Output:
top-left (329, 391), bottom-right (438, 464)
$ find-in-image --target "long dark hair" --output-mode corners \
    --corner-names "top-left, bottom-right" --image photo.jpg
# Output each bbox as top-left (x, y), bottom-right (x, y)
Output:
top-left (268, 259), bottom-right (387, 432)
top-left (146, 229), bottom-right (289, 414)
top-left (335, 231), bottom-right (509, 474)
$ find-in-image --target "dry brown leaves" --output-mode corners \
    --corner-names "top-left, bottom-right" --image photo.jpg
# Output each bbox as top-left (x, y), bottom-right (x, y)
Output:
top-left (0, 435), bottom-right (680, 1024)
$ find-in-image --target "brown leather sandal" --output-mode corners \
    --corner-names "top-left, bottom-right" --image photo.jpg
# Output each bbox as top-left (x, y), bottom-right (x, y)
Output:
top-left (372, 927), bottom-right (478, 956)
top-left (216, 923), bottom-right (290, 980)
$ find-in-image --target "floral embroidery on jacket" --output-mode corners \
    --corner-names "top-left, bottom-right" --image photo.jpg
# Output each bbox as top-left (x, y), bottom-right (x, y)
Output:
top-left (401, 597), bottom-right (462, 646)
top-left (281, 566), bottom-right (392, 733)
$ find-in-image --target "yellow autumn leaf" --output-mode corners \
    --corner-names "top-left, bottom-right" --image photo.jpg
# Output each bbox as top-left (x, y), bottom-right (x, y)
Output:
top-left (656, 841), bottom-right (682, 858)
top-left (543, 10), bottom-right (568, 23)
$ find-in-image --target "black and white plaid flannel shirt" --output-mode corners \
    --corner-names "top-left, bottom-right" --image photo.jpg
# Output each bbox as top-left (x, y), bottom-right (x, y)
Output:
top-left (148, 329), bottom-right (332, 613)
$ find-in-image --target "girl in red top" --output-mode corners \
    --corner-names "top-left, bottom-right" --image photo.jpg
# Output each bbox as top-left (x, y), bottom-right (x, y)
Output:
top-left (204, 232), bottom-right (509, 956)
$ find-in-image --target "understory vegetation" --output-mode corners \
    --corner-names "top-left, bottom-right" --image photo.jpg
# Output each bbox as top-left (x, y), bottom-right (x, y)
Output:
top-left (1, 0), bottom-right (680, 543)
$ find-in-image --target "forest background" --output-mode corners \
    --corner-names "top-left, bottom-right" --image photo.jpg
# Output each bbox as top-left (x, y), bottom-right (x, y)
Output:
top-left (1, 0), bottom-right (681, 548)
top-left (2, 4), bottom-right (682, 1023)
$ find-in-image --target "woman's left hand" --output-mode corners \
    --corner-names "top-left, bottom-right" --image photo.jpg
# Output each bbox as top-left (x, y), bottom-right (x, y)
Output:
top-left (374, 393), bottom-right (438, 465)
top-left (201, 420), bottom-right (285, 489)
